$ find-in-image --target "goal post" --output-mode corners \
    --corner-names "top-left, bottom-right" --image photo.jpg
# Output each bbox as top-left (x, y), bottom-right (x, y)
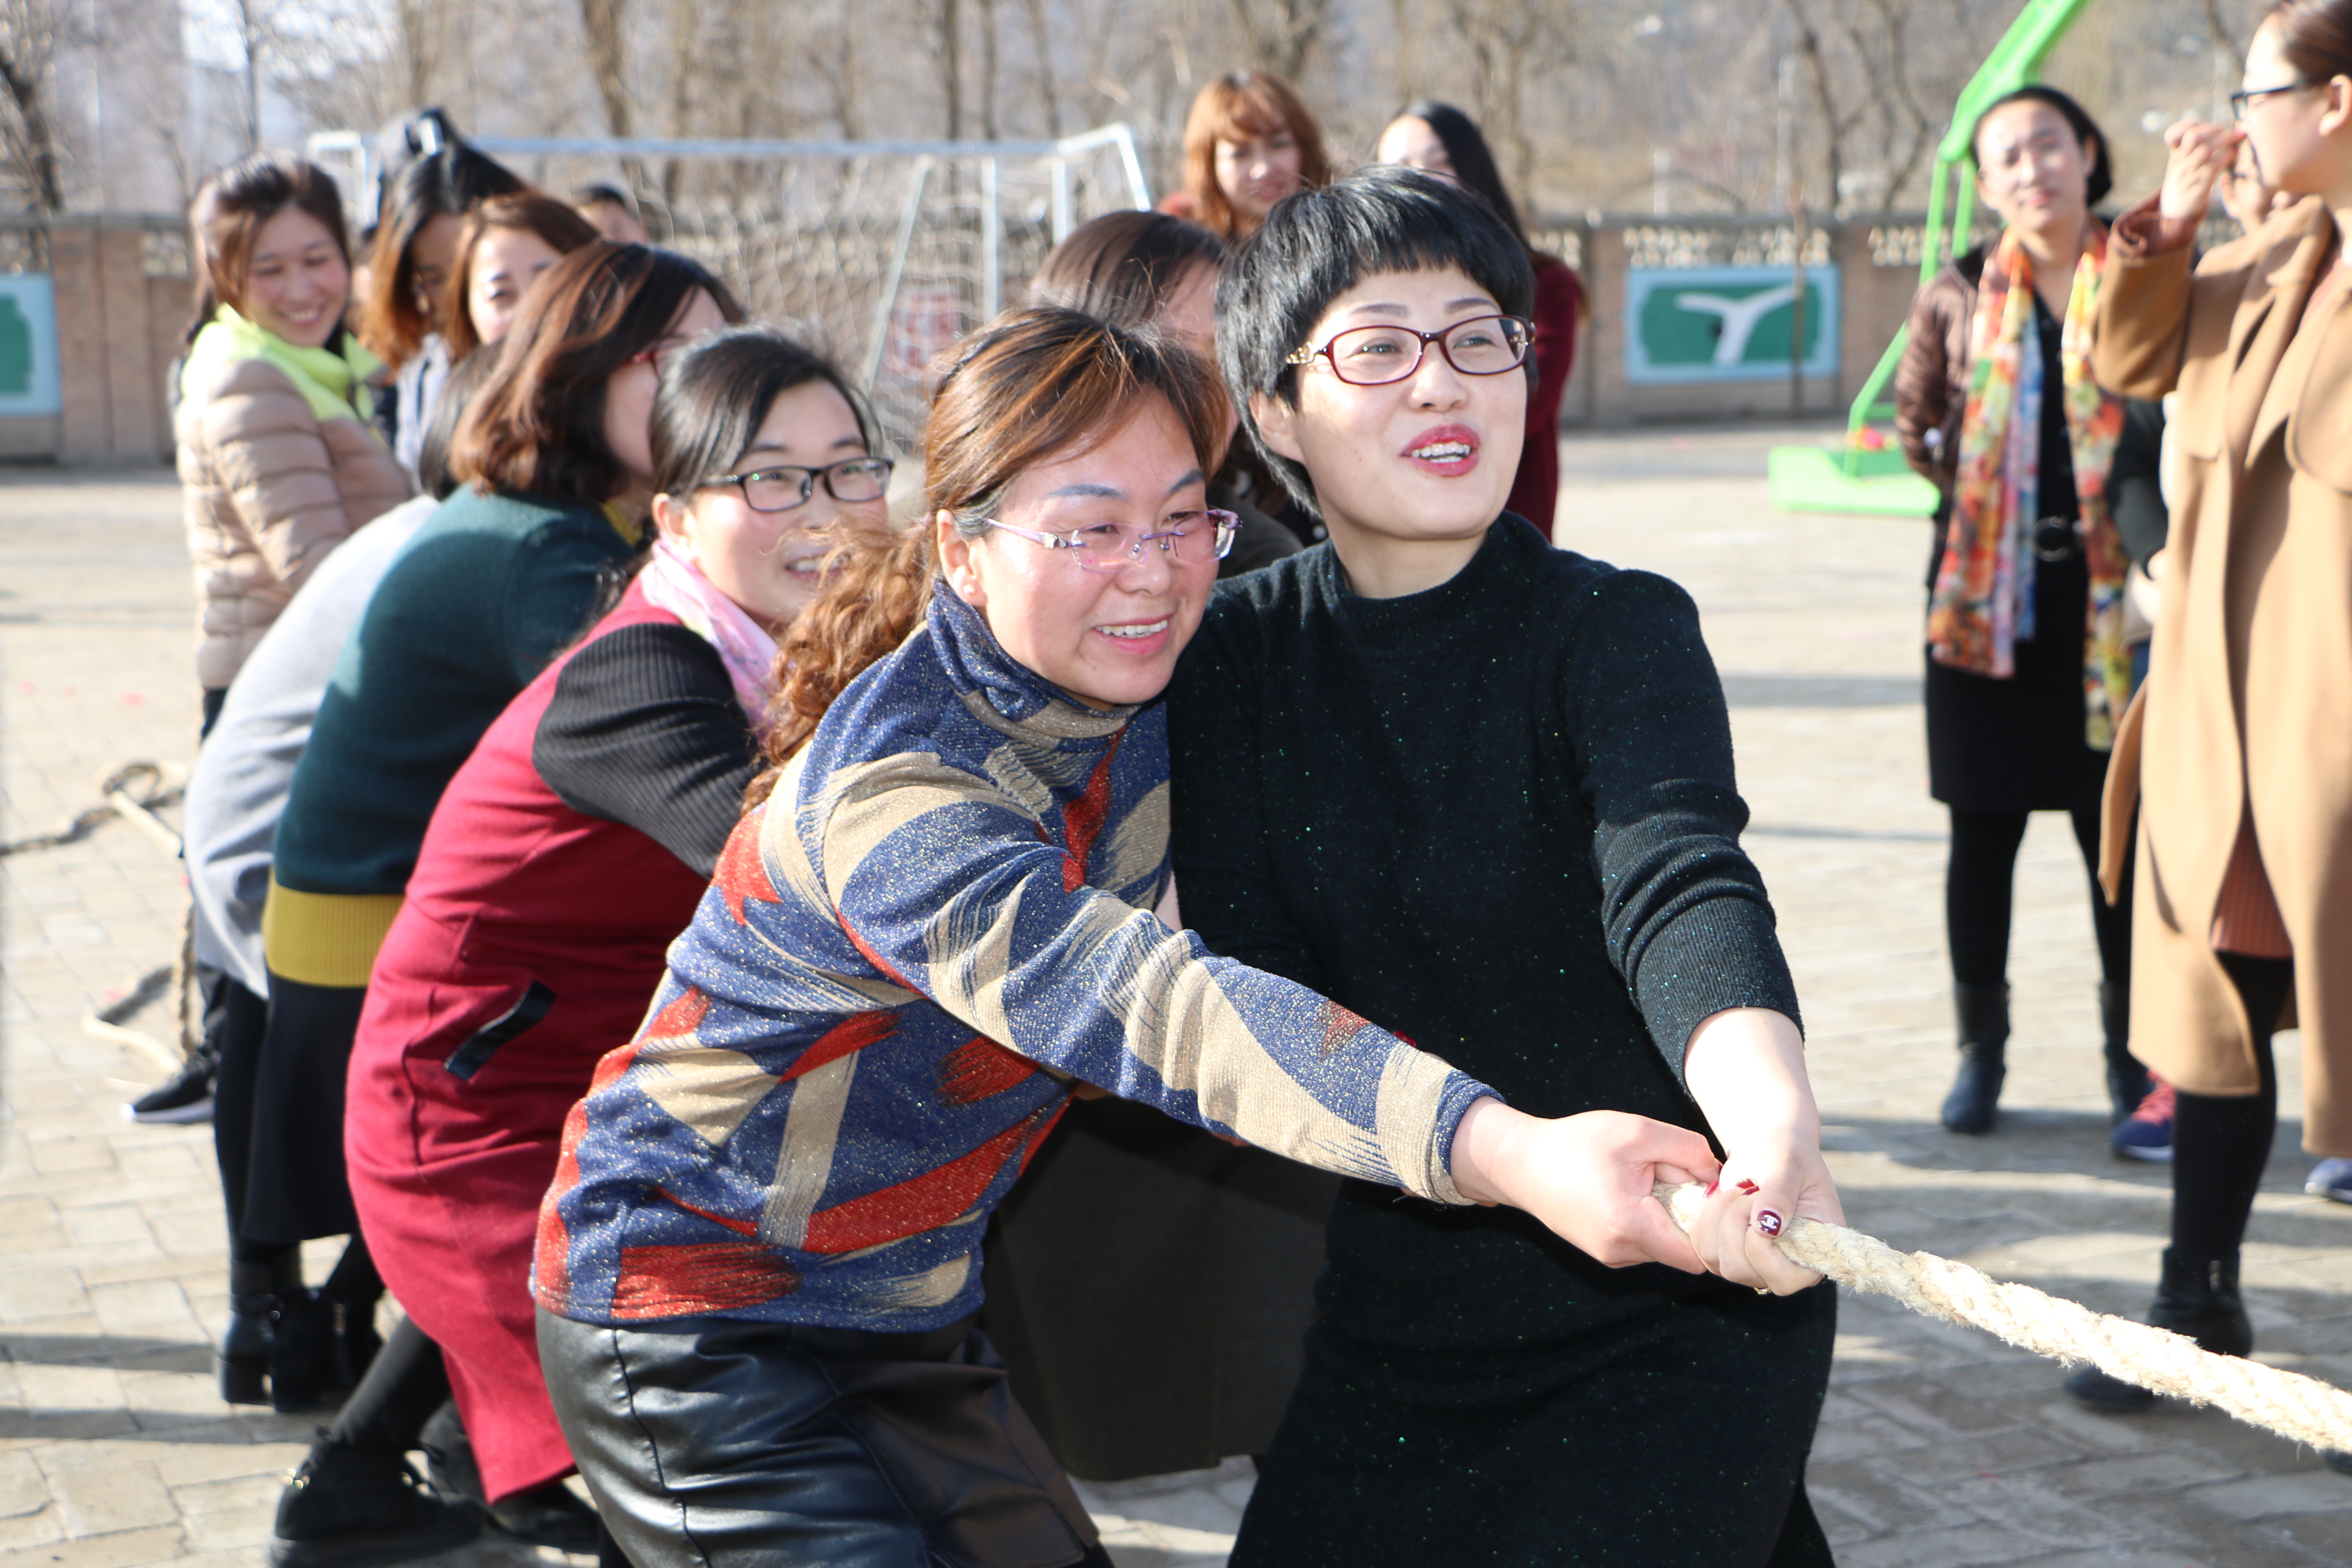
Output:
top-left (309, 124), bottom-right (1153, 447)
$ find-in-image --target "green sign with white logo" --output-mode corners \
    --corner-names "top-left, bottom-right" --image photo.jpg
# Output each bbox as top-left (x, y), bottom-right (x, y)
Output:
top-left (0, 275), bottom-right (60, 416)
top-left (1625, 265), bottom-right (1838, 385)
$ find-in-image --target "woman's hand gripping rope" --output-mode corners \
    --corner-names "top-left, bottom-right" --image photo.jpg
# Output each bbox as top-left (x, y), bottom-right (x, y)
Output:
top-left (1651, 1181), bottom-right (2352, 1453)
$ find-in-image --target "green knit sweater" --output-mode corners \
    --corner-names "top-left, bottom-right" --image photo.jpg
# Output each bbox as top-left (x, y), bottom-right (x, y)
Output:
top-left (266, 487), bottom-right (640, 985)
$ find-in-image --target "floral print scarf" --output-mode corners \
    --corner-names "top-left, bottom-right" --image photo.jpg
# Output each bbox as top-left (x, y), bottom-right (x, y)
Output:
top-left (1926, 222), bottom-right (2131, 750)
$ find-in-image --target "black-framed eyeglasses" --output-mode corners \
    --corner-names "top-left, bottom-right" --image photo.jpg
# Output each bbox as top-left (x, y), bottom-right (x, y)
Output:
top-left (1285, 315), bottom-right (1533, 386)
top-left (986, 509), bottom-right (1240, 573)
top-left (2231, 81), bottom-right (2309, 120)
top-left (702, 456), bottom-right (894, 514)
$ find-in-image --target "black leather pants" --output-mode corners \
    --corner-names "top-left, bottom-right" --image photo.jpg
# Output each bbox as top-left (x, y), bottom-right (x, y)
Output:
top-left (536, 1309), bottom-right (1107, 1568)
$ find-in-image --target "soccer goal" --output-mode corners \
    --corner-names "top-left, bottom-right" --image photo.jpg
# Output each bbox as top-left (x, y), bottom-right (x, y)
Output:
top-left (310, 125), bottom-right (1153, 448)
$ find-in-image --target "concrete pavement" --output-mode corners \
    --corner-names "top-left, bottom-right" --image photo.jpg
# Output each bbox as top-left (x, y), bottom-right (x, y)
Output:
top-left (6, 430), bottom-right (2352, 1567)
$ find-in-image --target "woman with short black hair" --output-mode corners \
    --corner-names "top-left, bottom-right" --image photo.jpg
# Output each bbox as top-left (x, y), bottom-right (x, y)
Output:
top-left (1892, 84), bottom-right (2158, 1145)
top-left (1178, 166), bottom-right (1839, 1565)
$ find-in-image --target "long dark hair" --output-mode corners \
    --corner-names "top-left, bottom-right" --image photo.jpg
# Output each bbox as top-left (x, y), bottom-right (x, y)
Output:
top-left (185, 153), bottom-right (351, 344)
top-left (1393, 101), bottom-right (1529, 248)
top-left (1968, 86), bottom-right (2113, 208)
top-left (1026, 210), bottom-right (1228, 330)
top-left (649, 326), bottom-right (874, 501)
top-left (360, 132), bottom-right (522, 367)
top-left (448, 241), bottom-right (743, 504)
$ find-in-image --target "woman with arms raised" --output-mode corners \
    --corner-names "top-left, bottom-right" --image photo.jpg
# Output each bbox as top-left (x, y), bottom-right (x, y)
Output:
top-left (533, 306), bottom-right (1736, 1567)
top-left (2064, 0), bottom-right (2352, 1410)
top-left (1173, 168), bottom-right (1839, 1565)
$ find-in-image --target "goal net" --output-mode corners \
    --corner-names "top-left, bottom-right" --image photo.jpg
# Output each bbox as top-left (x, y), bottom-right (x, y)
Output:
top-left (311, 126), bottom-right (1153, 451)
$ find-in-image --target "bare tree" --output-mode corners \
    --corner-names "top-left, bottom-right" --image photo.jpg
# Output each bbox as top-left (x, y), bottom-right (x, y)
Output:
top-left (0, 0), bottom-right (67, 210)
top-left (1442, 0), bottom-right (1576, 203)
top-left (1021, 0), bottom-right (1063, 135)
top-left (937, 0), bottom-right (963, 137)
top-left (1224, 0), bottom-right (1331, 80)
top-left (1776, 0), bottom-right (1867, 215)
top-left (578, 0), bottom-right (634, 137)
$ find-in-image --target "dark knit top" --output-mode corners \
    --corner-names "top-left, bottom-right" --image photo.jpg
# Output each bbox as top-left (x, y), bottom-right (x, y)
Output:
top-left (1167, 514), bottom-right (1800, 1351)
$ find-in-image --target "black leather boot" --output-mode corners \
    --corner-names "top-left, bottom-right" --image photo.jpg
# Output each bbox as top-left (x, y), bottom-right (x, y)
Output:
top-left (2066, 1249), bottom-right (2251, 1411)
top-left (1941, 980), bottom-right (2009, 1135)
top-left (268, 1288), bottom-right (337, 1415)
top-left (420, 1398), bottom-right (600, 1553)
top-left (219, 1260), bottom-right (277, 1406)
top-left (2101, 981), bottom-right (2151, 1124)
top-left (268, 1436), bottom-right (480, 1568)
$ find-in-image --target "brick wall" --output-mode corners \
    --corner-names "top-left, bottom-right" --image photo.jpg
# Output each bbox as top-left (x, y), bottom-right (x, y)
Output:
top-left (3, 215), bottom-right (186, 466)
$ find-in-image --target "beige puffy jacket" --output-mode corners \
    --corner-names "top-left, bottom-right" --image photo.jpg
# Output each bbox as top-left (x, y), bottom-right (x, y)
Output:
top-left (177, 355), bottom-right (413, 691)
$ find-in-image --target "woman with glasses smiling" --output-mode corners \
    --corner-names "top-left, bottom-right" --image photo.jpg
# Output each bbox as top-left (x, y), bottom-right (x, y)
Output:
top-left (2064, 0), bottom-right (2352, 1415)
top-left (343, 327), bottom-right (879, 1558)
top-left (530, 306), bottom-right (1741, 1567)
top-left (1171, 168), bottom-right (1839, 1565)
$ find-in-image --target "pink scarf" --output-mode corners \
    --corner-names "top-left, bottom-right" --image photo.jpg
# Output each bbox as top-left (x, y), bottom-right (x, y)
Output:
top-left (637, 536), bottom-right (781, 738)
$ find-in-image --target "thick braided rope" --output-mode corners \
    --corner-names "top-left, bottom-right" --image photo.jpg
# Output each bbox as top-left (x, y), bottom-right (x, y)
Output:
top-left (1654, 1182), bottom-right (2352, 1452)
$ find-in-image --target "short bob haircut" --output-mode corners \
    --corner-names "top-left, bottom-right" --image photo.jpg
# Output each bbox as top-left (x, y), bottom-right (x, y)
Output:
top-left (1181, 72), bottom-right (1332, 240)
top-left (440, 192), bottom-right (602, 360)
top-left (1026, 210), bottom-right (1228, 331)
top-left (649, 325), bottom-right (876, 503)
top-left (186, 153), bottom-right (351, 344)
top-left (449, 241), bottom-right (744, 505)
top-left (360, 139), bottom-right (523, 367)
top-left (1968, 85), bottom-right (2113, 209)
top-left (1217, 166), bottom-right (1533, 514)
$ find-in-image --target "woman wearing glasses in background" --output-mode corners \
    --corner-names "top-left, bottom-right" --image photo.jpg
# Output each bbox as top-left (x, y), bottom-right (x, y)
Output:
top-left (343, 328), bottom-right (885, 1559)
top-left (531, 306), bottom-right (1745, 1567)
top-left (2065, 0), bottom-right (2352, 1414)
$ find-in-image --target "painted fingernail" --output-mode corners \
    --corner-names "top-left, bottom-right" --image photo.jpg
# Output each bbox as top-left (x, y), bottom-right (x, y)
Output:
top-left (1756, 1209), bottom-right (1785, 1238)
top-left (1736, 1178), bottom-right (1760, 1195)
top-left (1704, 1178), bottom-right (1720, 1197)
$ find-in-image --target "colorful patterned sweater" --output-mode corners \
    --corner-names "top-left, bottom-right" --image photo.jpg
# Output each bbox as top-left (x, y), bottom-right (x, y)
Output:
top-left (534, 589), bottom-right (1497, 1331)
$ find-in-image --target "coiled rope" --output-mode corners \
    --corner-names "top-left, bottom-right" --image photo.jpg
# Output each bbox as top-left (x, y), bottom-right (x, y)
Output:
top-left (1655, 1181), bottom-right (2352, 1452)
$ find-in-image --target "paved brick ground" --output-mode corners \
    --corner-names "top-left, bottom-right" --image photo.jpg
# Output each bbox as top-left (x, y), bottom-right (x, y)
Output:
top-left (7, 432), bottom-right (2352, 1568)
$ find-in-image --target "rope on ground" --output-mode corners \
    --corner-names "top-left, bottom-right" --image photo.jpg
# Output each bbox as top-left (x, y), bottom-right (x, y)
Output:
top-left (0, 761), bottom-right (185, 858)
top-left (1655, 1181), bottom-right (2352, 1453)
top-left (2, 761), bottom-right (199, 1070)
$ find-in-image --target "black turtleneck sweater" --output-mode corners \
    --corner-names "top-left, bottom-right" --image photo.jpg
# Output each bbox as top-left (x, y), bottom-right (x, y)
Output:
top-left (1167, 514), bottom-right (1803, 1349)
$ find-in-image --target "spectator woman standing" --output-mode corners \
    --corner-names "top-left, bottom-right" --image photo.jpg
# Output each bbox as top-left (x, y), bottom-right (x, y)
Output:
top-left (2066, 0), bottom-right (2352, 1408)
top-left (177, 153), bottom-right (411, 731)
top-left (1376, 102), bottom-right (1585, 539)
top-left (439, 192), bottom-right (601, 361)
top-left (1893, 87), bottom-right (2159, 1140)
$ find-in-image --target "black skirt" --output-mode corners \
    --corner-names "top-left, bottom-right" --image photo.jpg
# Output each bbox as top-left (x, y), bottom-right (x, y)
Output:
top-left (241, 974), bottom-right (366, 1244)
top-left (1925, 547), bottom-right (2110, 814)
top-left (979, 1097), bottom-right (1337, 1480)
top-left (1232, 1274), bottom-right (1838, 1567)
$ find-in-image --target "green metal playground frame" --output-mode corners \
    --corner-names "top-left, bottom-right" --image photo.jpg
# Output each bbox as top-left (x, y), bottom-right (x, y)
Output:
top-left (1768, 0), bottom-right (2093, 516)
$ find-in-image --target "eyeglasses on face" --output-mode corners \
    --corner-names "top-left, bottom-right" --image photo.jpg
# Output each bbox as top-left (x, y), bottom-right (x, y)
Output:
top-left (1286, 314), bottom-right (1533, 386)
top-left (702, 456), bottom-right (894, 514)
top-left (2231, 81), bottom-right (2309, 120)
top-left (985, 509), bottom-right (1240, 573)
top-left (626, 334), bottom-right (700, 377)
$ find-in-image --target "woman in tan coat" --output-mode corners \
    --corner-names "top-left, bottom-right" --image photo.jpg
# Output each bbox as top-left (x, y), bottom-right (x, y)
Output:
top-left (179, 153), bottom-right (411, 732)
top-left (2070, 0), bottom-right (2352, 1410)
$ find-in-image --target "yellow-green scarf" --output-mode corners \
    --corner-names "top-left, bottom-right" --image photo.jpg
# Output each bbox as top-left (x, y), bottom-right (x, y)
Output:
top-left (181, 307), bottom-right (384, 429)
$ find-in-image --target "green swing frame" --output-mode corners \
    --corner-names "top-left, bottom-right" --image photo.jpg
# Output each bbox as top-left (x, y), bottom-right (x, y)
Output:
top-left (1766, 0), bottom-right (2095, 516)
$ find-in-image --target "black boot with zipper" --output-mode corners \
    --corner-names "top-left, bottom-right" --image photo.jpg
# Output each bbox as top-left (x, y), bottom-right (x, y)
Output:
top-left (1941, 980), bottom-right (2009, 1135)
top-left (2065, 1249), bottom-right (2252, 1410)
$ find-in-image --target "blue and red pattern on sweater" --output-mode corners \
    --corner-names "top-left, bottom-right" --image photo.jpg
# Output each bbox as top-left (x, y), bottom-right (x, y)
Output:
top-left (534, 590), bottom-right (1495, 1331)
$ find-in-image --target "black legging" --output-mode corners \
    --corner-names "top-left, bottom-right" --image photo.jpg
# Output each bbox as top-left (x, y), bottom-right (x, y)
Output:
top-left (1946, 802), bottom-right (2132, 988)
top-left (329, 1316), bottom-right (450, 1456)
top-left (2173, 954), bottom-right (2294, 1259)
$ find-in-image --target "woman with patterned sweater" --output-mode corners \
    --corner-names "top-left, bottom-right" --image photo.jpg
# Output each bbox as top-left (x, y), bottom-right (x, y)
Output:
top-left (531, 307), bottom-right (1743, 1568)
top-left (344, 327), bottom-right (888, 1548)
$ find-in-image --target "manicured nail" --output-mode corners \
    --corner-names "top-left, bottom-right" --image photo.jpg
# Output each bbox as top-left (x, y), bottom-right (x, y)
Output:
top-left (1755, 1209), bottom-right (1784, 1238)
top-left (1704, 1177), bottom-right (1720, 1197)
top-left (1736, 1178), bottom-right (1760, 1195)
